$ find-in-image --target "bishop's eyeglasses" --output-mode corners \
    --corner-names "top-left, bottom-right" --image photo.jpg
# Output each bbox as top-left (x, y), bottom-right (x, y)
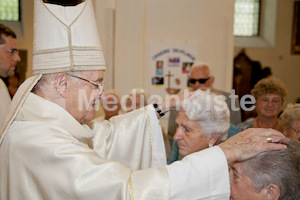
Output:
top-left (66, 73), bottom-right (104, 96)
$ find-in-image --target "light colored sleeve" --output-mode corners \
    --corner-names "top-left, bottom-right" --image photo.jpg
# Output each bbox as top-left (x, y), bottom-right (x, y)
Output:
top-left (92, 104), bottom-right (167, 170)
top-left (0, 79), bottom-right (11, 127)
top-left (166, 146), bottom-right (230, 200)
top-left (1, 122), bottom-right (170, 200)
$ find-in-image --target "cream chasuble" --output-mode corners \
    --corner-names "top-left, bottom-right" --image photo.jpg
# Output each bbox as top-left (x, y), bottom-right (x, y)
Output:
top-left (0, 78), bottom-right (11, 127)
top-left (91, 105), bottom-right (167, 170)
top-left (0, 93), bottom-right (169, 199)
top-left (0, 93), bottom-right (230, 199)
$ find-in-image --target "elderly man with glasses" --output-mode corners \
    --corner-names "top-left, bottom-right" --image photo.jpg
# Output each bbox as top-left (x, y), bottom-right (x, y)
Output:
top-left (0, 23), bottom-right (21, 127)
top-left (187, 62), bottom-right (241, 125)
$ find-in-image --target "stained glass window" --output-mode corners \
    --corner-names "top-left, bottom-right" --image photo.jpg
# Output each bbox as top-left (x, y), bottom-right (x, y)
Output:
top-left (234, 0), bottom-right (260, 36)
top-left (0, 0), bottom-right (20, 21)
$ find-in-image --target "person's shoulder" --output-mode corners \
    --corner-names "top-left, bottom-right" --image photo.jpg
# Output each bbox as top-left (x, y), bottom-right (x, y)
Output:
top-left (213, 88), bottom-right (230, 96)
top-left (92, 116), bottom-right (106, 123)
top-left (227, 123), bottom-right (241, 138)
top-left (11, 120), bottom-right (85, 137)
top-left (236, 118), bottom-right (254, 131)
top-left (230, 124), bottom-right (240, 132)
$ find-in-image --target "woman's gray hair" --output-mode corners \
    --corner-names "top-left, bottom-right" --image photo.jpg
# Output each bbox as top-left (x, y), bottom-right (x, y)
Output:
top-left (280, 103), bottom-right (300, 132)
top-left (181, 90), bottom-right (230, 143)
top-left (240, 140), bottom-right (300, 200)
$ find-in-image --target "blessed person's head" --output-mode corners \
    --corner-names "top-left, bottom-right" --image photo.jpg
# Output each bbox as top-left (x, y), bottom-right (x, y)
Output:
top-left (174, 91), bottom-right (230, 157)
top-left (189, 62), bottom-right (215, 91)
top-left (230, 140), bottom-right (300, 200)
top-left (0, 24), bottom-right (21, 78)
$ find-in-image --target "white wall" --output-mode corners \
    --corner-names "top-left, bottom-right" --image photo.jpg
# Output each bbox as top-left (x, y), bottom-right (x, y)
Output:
top-left (113, 0), bottom-right (235, 96)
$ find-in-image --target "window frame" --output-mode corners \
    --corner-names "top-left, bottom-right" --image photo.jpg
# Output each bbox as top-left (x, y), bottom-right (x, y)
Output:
top-left (234, 0), bottom-right (277, 47)
top-left (234, 0), bottom-right (262, 37)
top-left (0, 0), bottom-right (21, 22)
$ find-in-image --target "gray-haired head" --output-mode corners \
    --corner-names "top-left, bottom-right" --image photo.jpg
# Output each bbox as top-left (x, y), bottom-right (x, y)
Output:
top-left (180, 90), bottom-right (230, 143)
top-left (189, 62), bottom-right (215, 91)
top-left (240, 140), bottom-right (300, 200)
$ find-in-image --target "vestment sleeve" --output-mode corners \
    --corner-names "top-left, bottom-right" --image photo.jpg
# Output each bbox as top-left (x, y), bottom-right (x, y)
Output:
top-left (0, 79), bottom-right (11, 127)
top-left (166, 146), bottom-right (230, 200)
top-left (92, 105), bottom-right (167, 170)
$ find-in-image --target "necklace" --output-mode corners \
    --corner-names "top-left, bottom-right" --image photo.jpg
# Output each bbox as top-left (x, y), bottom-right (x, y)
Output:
top-left (256, 118), bottom-right (279, 129)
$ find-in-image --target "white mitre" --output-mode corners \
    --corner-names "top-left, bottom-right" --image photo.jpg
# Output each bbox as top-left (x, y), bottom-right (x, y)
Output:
top-left (33, 0), bottom-right (105, 73)
top-left (0, 0), bottom-right (106, 140)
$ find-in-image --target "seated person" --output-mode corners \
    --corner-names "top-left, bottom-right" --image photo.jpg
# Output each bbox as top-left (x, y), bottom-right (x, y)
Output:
top-left (280, 103), bottom-right (300, 141)
top-left (169, 91), bottom-right (230, 163)
top-left (168, 62), bottom-right (241, 154)
top-left (125, 88), bottom-right (147, 112)
top-left (237, 77), bottom-right (287, 131)
top-left (230, 140), bottom-right (300, 200)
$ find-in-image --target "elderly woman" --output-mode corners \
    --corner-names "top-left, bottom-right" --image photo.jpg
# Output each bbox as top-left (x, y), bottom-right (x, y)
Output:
top-left (230, 140), bottom-right (300, 200)
top-left (280, 103), bottom-right (300, 141)
top-left (169, 91), bottom-right (230, 162)
top-left (237, 77), bottom-right (287, 131)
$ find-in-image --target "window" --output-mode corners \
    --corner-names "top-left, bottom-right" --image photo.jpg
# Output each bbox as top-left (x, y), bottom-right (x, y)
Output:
top-left (0, 0), bottom-right (20, 21)
top-left (234, 0), bottom-right (261, 36)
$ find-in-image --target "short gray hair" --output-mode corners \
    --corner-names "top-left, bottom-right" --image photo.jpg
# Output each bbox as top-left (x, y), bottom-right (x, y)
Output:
top-left (189, 61), bottom-right (214, 76)
top-left (33, 71), bottom-right (86, 96)
top-left (240, 140), bottom-right (300, 200)
top-left (180, 90), bottom-right (230, 143)
top-left (280, 103), bottom-right (300, 132)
